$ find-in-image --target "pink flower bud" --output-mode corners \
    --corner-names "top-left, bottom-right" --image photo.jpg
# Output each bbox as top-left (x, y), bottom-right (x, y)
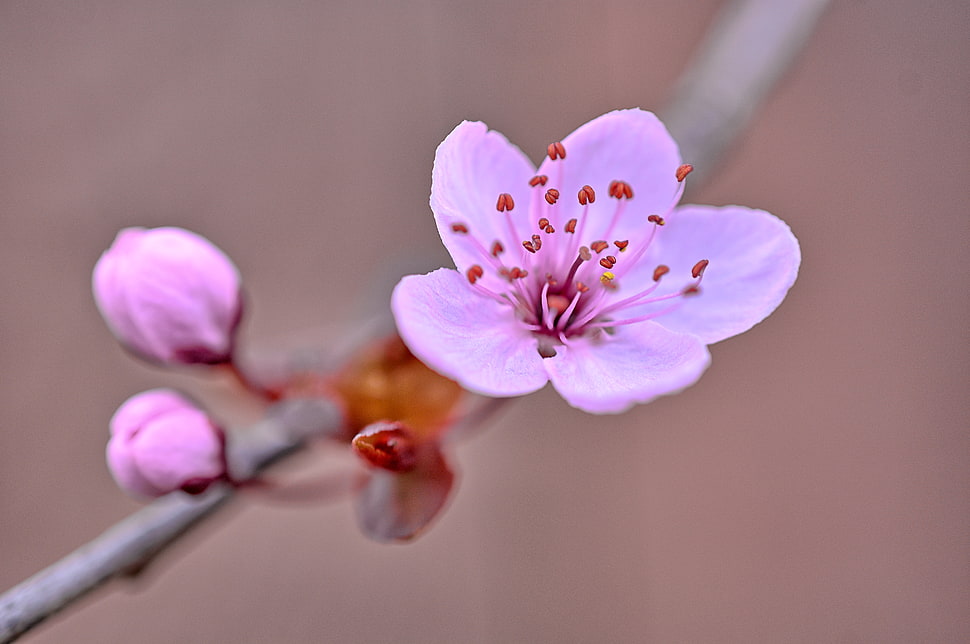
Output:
top-left (107, 389), bottom-right (228, 498)
top-left (93, 227), bottom-right (242, 366)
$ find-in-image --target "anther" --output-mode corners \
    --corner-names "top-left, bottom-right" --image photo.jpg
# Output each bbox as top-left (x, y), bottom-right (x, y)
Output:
top-left (609, 180), bottom-right (634, 199)
top-left (576, 281), bottom-right (590, 293)
top-left (451, 223), bottom-right (469, 234)
top-left (578, 185), bottom-right (596, 205)
top-left (547, 141), bottom-right (566, 160)
top-left (509, 267), bottom-right (528, 279)
top-left (579, 246), bottom-right (592, 261)
top-left (491, 241), bottom-right (504, 256)
top-left (522, 241), bottom-right (537, 253)
top-left (682, 284), bottom-right (701, 296)
top-left (546, 274), bottom-right (558, 286)
top-left (537, 217), bottom-right (550, 229)
top-left (529, 175), bottom-right (549, 187)
top-left (590, 240), bottom-right (609, 254)
top-left (496, 193), bottom-right (515, 212)
top-left (653, 265), bottom-right (670, 281)
top-left (544, 224), bottom-right (555, 234)
top-left (600, 271), bottom-right (616, 284)
top-left (544, 188), bottom-right (560, 205)
top-left (676, 164), bottom-right (694, 182)
top-left (599, 256), bottom-right (616, 269)
top-left (647, 214), bottom-right (666, 226)
top-left (547, 294), bottom-right (570, 315)
top-left (691, 259), bottom-right (709, 278)
top-left (531, 234), bottom-right (542, 250)
top-left (466, 265), bottom-right (484, 284)
top-left (614, 240), bottom-right (629, 252)
top-left (565, 218), bottom-right (577, 233)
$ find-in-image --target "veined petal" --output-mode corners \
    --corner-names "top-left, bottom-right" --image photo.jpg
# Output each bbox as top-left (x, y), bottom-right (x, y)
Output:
top-left (392, 268), bottom-right (549, 397)
top-left (535, 109), bottom-right (682, 239)
top-left (543, 323), bottom-right (710, 414)
top-left (630, 205), bottom-right (801, 344)
top-left (431, 121), bottom-right (537, 284)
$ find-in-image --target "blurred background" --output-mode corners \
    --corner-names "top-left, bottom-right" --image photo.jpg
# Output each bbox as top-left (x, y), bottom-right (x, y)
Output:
top-left (1, 1), bottom-right (967, 642)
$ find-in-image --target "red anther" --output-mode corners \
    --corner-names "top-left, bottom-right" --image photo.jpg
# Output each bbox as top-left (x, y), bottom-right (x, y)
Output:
top-left (578, 185), bottom-right (596, 205)
top-left (522, 240), bottom-right (537, 253)
top-left (609, 180), bottom-right (633, 199)
top-left (491, 241), bottom-right (504, 256)
top-left (450, 223), bottom-right (469, 233)
top-left (576, 281), bottom-right (590, 293)
top-left (653, 265), bottom-right (670, 281)
top-left (614, 240), bottom-right (629, 252)
top-left (676, 164), bottom-right (694, 182)
top-left (466, 265), bottom-right (484, 284)
top-left (499, 267), bottom-right (511, 279)
top-left (537, 217), bottom-right (550, 229)
top-left (496, 193), bottom-right (515, 212)
top-left (546, 294), bottom-right (571, 315)
top-left (352, 422), bottom-right (419, 473)
top-left (608, 180), bottom-right (618, 198)
top-left (647, 214), bottom-right (666, 226)
top-left (590, 240), bottom-right (609, 254)
top-left (509, 267), bottom-right (528, 279)
top-left (531, 234), bottom-right (542, 250)
top-left (529, 175), bottom-right (549, 187)
top-left (565, 218), bottom-right (578, 233)
top-left (546, 274), bottom-right (558, 286)
top-left (691, 259), bottom-right (710, 278)
top-left (579, 246), bottom-right (592, 261)
top-left (544, 225), bottom-right (555, 234)
top-left (544, 188), bottom-right (560, 205)
top-left (682, 284), bottom-right (701, 296)
top-left (599, 257), bottom-right (615, 269)
top-left (547, 141), bottom-right (566, 160)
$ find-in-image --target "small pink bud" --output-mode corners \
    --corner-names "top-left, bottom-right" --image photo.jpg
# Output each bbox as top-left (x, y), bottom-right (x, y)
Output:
top-left (107, 389), bottom-right (228, 498)
top-left (92, 227), bottom-right (242, 366)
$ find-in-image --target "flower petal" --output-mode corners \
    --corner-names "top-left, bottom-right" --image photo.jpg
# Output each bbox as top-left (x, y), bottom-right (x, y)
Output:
top-left (543, 323), bottom-right (711, 414)
top-left (430, 121), bottom-right (537, 287)
top-left (535, 109), bottom-right (682, 240)
top-left (392, 268), bottom-right (549, 397)
top-left (630, 205), bottom-right (801, 344)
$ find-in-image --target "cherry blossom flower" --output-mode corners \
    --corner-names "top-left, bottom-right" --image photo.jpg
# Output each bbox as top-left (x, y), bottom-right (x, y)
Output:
top-left (93, 227), bottom-right (242, 366)
top-left (392, 109), bottom-right (800, 413)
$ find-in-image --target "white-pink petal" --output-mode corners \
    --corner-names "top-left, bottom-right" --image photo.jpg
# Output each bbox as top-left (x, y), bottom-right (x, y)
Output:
top-left (631, 205), bottom-right (801, 344)
top-left (543, 322), bottom-right (711, 414)
top-left (392, 268), bottom-right (549, 397)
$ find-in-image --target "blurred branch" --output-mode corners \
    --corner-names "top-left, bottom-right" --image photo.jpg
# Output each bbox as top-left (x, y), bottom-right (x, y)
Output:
top-left (0, 1), bottom-right (832, 641)
top-left (662, 0), bottom-right (832, 184)
top-left (0, 400), bottom-right (343, 643)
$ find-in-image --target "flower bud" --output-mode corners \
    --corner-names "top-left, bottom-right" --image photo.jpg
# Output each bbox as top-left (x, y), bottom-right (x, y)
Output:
top-left (107, 389), bottom-right (228, 498)
top-left (93, 227), bottom-right (242, 366)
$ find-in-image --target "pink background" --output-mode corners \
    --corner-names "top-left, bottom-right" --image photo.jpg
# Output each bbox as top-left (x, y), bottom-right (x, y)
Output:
top-left (1, 2), bottom-right (967, 642)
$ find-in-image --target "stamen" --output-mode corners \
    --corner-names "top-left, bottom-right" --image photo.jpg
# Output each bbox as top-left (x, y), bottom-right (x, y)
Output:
top-left (522, 241), bottom-right (537, 253)
top-left (547, 141), bottom-right (566, 160)
top-left (691, 259), bottom-right (709, 278)
top-left (599, 255), bottom-right (617, 269)
top-left (576, 281), bottom-right (590, 293)
top-left (676, 164), bottom-right (694, 182)
top-left (682, 285), bottom-right (701, 296)
top-left (531, 234), bottom-right (542, 251)
top-left (529, 175), bottom-right (549, 187)
top-left (496, 193), bottom-right (515, 212)
top-left (565, 218), bottom-right (577, 233)
top-left (608, 180), bottom-right (634, 199)
top-left (544, 224), bottom-right (555, 234)
top-left (451, 223), bottom-right (469, 234)
top-left (466, 265), bottom-right (484, 284)
top-left (647, 214), bottom-right (666, 226)
top-left (491, 241), bottom-right (504, 257)
top-left (577, 185), bottom-right (596, 205)
top-left (614, 240), bottom-right (629, 252)
top-left (600, 271), bottom-right (615, 284)
top-left (538, 217), bottom-right (550, 229)
top-left (590, 240), bottom-right (609, 254)
top-left (544, 188), bottom-right (560, 205)
top-left (653, 265), bottom-right (670, 281)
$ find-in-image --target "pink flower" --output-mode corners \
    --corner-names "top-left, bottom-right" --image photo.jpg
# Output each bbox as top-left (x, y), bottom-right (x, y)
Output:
top-left (107, 389), bottom-right (228, 498)
top-left (392, 109), bottom-right (800, 414)
top-left (93, 227), bottom-right (242, 366)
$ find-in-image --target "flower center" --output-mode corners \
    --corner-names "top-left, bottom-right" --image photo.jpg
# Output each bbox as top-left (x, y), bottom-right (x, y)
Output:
top-left (451, 143), bottom-right (706, 355)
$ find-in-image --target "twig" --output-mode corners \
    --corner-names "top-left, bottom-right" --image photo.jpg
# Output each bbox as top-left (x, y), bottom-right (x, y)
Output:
top-left (0, 2), bottom-right (833, 640)
top-left (0, 399), bottom-right (343, 643)
top-left (661, 0), bottom-right (832, 183)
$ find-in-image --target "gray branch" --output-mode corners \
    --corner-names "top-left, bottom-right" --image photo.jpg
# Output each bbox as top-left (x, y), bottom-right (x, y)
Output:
top-left (0, 1), bottom-right (832, 640)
